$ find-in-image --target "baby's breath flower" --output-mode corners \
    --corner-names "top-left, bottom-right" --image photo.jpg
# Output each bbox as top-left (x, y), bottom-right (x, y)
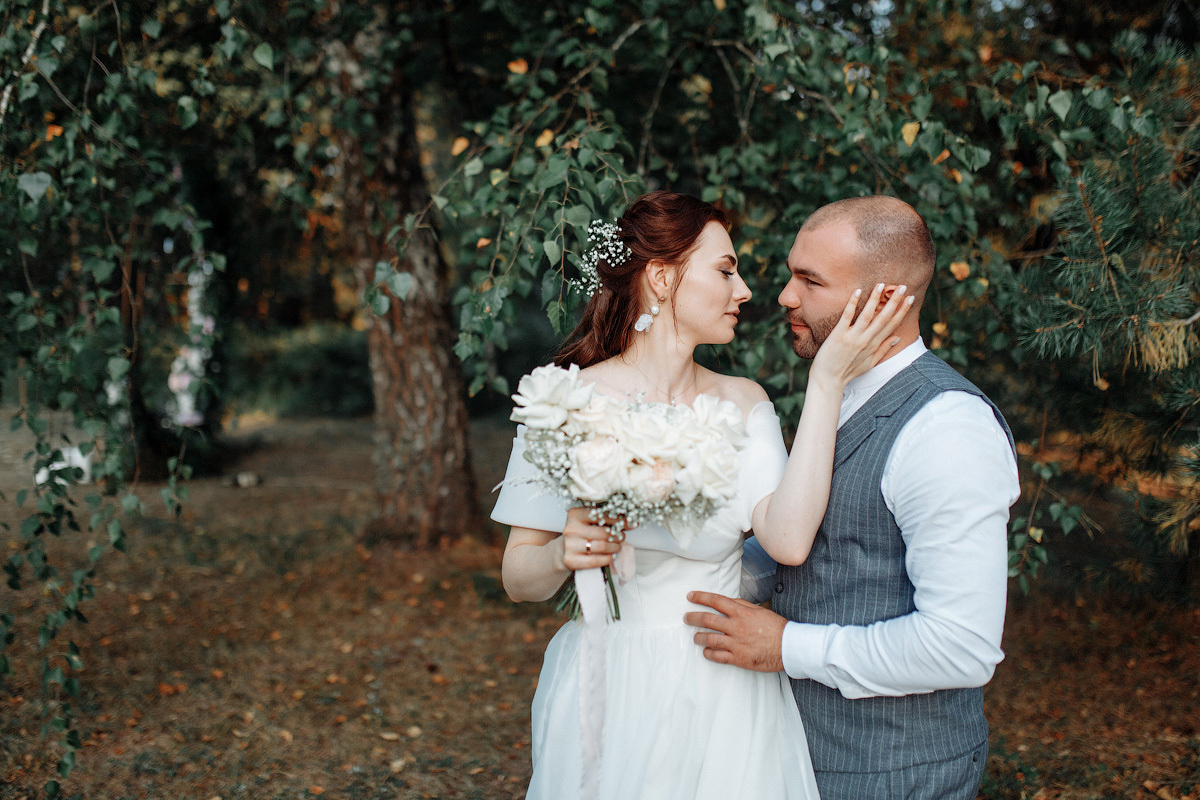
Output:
top-left (571, 220), bottom-right (632, 298)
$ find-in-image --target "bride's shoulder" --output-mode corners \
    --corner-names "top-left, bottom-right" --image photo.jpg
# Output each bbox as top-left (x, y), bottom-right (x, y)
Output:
top-left (704, 373), bottom-right (771, 417)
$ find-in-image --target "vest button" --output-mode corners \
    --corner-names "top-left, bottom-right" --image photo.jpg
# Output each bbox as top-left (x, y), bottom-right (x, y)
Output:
top-left (774, 582), bottom-right (784, 594)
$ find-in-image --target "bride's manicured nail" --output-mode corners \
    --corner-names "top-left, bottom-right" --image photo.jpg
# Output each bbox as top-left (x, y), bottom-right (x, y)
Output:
top-left (875, 283), bottom-right (884, 292)
top-left (853, 288), bottom-right (862, 297)
top-left (906, 296), bottom-right (915, 305)
top-left (898, 285), bottom-right (907, 293)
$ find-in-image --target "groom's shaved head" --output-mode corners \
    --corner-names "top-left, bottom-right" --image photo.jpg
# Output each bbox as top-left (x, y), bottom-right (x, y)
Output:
top-left (801, 196), bottom-right (935, 300)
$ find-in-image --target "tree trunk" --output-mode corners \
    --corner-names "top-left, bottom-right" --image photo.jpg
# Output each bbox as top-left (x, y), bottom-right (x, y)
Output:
top-left (339, 73), bottom-right (482, 550)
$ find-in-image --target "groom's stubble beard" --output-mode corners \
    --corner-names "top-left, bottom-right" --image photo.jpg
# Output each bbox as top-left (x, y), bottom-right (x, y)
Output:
top-left (787, 309), bottom-right (840, 359)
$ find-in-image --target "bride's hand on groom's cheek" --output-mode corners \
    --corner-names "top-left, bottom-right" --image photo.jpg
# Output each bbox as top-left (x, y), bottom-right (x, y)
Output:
top-left (683, 592), bottom-right (786, 673)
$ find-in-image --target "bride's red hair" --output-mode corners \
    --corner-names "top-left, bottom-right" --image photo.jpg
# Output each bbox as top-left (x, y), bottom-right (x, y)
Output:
top-left (554, 192), bottom-right (728, 369)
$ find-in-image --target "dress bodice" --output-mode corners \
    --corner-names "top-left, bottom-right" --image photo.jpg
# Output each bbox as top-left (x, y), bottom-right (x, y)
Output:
top-left (491, 400), bottom-right (788, 627)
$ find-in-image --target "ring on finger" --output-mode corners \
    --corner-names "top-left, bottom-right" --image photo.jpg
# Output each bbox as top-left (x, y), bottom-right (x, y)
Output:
top-left (584, 540), bottom-right (592, 554)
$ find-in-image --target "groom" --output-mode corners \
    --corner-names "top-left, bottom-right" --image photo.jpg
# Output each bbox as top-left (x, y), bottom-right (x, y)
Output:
top-left (685, 196), bottom-right (1020, 799)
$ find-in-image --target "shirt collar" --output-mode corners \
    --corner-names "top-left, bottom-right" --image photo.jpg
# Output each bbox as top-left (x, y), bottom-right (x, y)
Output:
top-left (844, 338), bottom-right (928, 395)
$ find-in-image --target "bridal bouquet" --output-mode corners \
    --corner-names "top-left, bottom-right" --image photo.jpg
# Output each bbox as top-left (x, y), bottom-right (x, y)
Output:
top-left (509, 363), bottom-right (749, 619)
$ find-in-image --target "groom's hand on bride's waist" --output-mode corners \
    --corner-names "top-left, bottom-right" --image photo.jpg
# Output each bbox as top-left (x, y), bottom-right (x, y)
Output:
top-left (684, 592), bottom-right (786, 673)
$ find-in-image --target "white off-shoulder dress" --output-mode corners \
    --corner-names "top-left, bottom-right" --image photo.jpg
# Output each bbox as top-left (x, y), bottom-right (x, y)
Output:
top-left (492, 400), bottom-right (821, 800)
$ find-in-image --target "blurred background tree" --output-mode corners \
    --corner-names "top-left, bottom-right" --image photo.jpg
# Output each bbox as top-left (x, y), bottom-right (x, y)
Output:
top-left (2, 0), bottom-right (1198, 791)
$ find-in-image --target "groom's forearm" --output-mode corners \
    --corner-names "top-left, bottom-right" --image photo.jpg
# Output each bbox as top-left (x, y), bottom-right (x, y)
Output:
top-left (780, 613), bottom-right (1004, 697)
top-left (781, 400), bottom-right (1018, 697)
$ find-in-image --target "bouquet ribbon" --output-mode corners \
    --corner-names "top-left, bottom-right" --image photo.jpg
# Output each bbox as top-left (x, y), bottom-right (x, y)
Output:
top-left (575, 544), bottom-right (636, 800)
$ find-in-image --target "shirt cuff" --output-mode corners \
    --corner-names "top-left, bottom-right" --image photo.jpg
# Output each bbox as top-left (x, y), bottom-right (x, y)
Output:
top-left (781, 621), bottom-right (836, 684)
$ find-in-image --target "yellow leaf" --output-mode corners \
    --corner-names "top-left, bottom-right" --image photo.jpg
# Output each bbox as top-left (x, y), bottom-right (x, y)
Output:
top-left (507, 58), bottom-right (528, 75)
top-left (713, 0), bottom-right (726, 8)
top-left (949, 261), bottom-right (970, 281)
top-left (1029, 527), bottom-right (1043, 543)
top-left (535, 128), bottom-right (554, 147)
top-left (901, 121), bottom-right (920, 148)
top-left (379, 731), bottom-right (401, 741)
top-left (476, 237), bottom-right (492, 249)
top-left (948, 168), bottom-right (963, 184)
top-left (932, 322), bottom-right (948, 336)
top-left (1095, 376), bottom-right (1110, 391)
top-left (45, 124), bottom-right (64, 141)
top-left (932, 148), bottom-right (950, 165)
top-left (450, 137), bottom-right (469, 156)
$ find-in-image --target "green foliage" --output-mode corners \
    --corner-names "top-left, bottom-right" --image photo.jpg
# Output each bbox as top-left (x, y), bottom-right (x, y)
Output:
top-left (446, 2), bottom-right (1198, 594)
top-left (995, 32), bottom-right (1200, 594)
top-left (223, 324), bottom-right (373, 418)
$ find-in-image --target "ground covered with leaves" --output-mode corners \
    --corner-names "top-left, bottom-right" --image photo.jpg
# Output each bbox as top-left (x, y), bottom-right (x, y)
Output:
top-left (2, 416), bottom-right (1198, 799)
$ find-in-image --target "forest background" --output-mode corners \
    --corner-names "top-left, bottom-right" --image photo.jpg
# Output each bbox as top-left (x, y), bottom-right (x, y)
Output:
top-left (2, 0), bottom-right (1199, 797)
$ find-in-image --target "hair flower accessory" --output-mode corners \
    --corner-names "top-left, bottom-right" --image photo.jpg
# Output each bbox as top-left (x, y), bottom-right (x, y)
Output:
top-left (572, 219), bottom-right (632, 297)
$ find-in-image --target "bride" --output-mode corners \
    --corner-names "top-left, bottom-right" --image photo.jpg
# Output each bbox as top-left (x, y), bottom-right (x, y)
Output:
top-left (492, 191), bottom-right (910, 799)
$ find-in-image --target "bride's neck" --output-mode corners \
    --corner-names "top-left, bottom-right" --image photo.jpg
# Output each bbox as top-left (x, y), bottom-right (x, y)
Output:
top-left (617, 331), bottom-right (699, 399)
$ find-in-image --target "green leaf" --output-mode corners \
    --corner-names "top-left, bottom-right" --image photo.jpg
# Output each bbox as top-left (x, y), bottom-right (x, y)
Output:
top-left (543, 239), bottom-right (562, 265)
top-left (462, 157), bottom-right (484, 177)
top-left (107, 357), bottom-right (130, 382)
top-left (564, 205), bottom-right (592, 228)
top-left (141, 19), bottom-right (162, 38)
top-left (177, 96), bottom-right (198, 130)
top-left (253, 43), bottom-right (274, 70)
top-left (1047, 89), bottom-right (1072, 121)
top-left (763, 42), bottom-right (790, 60)
top-left (386, 271), bottom-right (415, 300)
top-left (19, 238), bottom-right (37, 256)
top-left (18, 172), bottom-right (52, 202)
top-left (911, 94), bottom-right (933, 121)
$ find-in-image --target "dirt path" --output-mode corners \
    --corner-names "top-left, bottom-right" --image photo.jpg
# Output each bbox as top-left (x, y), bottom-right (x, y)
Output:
top-left (2, 415), bottom-right (1198, 799)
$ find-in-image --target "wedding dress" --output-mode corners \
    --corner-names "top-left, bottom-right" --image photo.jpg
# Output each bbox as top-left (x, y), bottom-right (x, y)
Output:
top-left (492, 400), bottom-right (821, 800)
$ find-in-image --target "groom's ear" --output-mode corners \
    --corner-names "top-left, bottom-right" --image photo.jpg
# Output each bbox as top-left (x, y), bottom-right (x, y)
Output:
top-left (877, 284), bottom-right (901, 306)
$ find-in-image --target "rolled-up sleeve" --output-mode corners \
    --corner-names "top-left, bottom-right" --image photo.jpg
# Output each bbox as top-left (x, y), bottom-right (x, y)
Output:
top-left (781, 391), bottom-right (1020, 697)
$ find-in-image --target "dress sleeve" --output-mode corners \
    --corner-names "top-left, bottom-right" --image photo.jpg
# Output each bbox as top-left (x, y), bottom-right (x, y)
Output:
top-left (490, 425), bottom-right (571, 534)
top-left (734, 402), bottom-right (788, 532)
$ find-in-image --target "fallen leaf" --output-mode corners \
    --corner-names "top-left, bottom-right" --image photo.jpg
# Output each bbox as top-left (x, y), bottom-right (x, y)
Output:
top-left (507, 58), bottom-right (528, 75)
top-left (339, 642), bottom-right (353, 654)
top-left (979, 45), bottom-right (993, 63)
top-left (269, 631), bottom-right (282, 641)
top-left (406, 725), bottom-right (422, 738)
top-left (157, 682), bottom-right (175, 697)
top-left (390, 758), bottom-right (406, 773)
top-left (380, 731), bottom-right (401, 741)
top-left (211, 669), bottom-right (225, 679)
top-left (949, 261), bottom-right (970, 281)
top-left (451, 137), bottom-right (469, 156)
top-left (901, 121), bottom-right (920, 147)
top-left (309, 787), bottom-right (324, 796)
top-left (469, 766), bottom-right (485, 775)
top-left (279, 730), bottom-right (293, 743)
top-left (535, 129), bottom-right (554, 148)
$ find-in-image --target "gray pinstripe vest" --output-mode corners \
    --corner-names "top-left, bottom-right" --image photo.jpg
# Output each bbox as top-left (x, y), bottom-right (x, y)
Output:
top-left (775, 351), bottom-right (1015, 773)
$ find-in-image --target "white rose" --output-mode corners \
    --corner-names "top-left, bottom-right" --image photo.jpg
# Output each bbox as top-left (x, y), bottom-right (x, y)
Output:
top-left (511, 364), bottom-right (582, 429)
top-left (690, 394), bottom-right (748, 448)
top-left (564, 393), bottom-right (612, 436)
top-left (673, 460), bottom-right (705, 506)
top-left (567, 436), bottom-right (632, 502)
top-left (693, 444), bottom-right (740, 502)
top-left (617, 406), bottom-right (683, 464)
top-left (628, 460), bottom-right (675, 504)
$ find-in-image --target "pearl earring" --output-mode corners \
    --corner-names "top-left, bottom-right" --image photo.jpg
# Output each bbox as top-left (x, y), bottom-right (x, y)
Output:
top-left (635, 299), bottom-right (664, 333)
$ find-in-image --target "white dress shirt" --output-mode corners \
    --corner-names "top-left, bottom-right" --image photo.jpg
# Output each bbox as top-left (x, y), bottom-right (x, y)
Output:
top-left (742, 339), bottom-right (1021, 698)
